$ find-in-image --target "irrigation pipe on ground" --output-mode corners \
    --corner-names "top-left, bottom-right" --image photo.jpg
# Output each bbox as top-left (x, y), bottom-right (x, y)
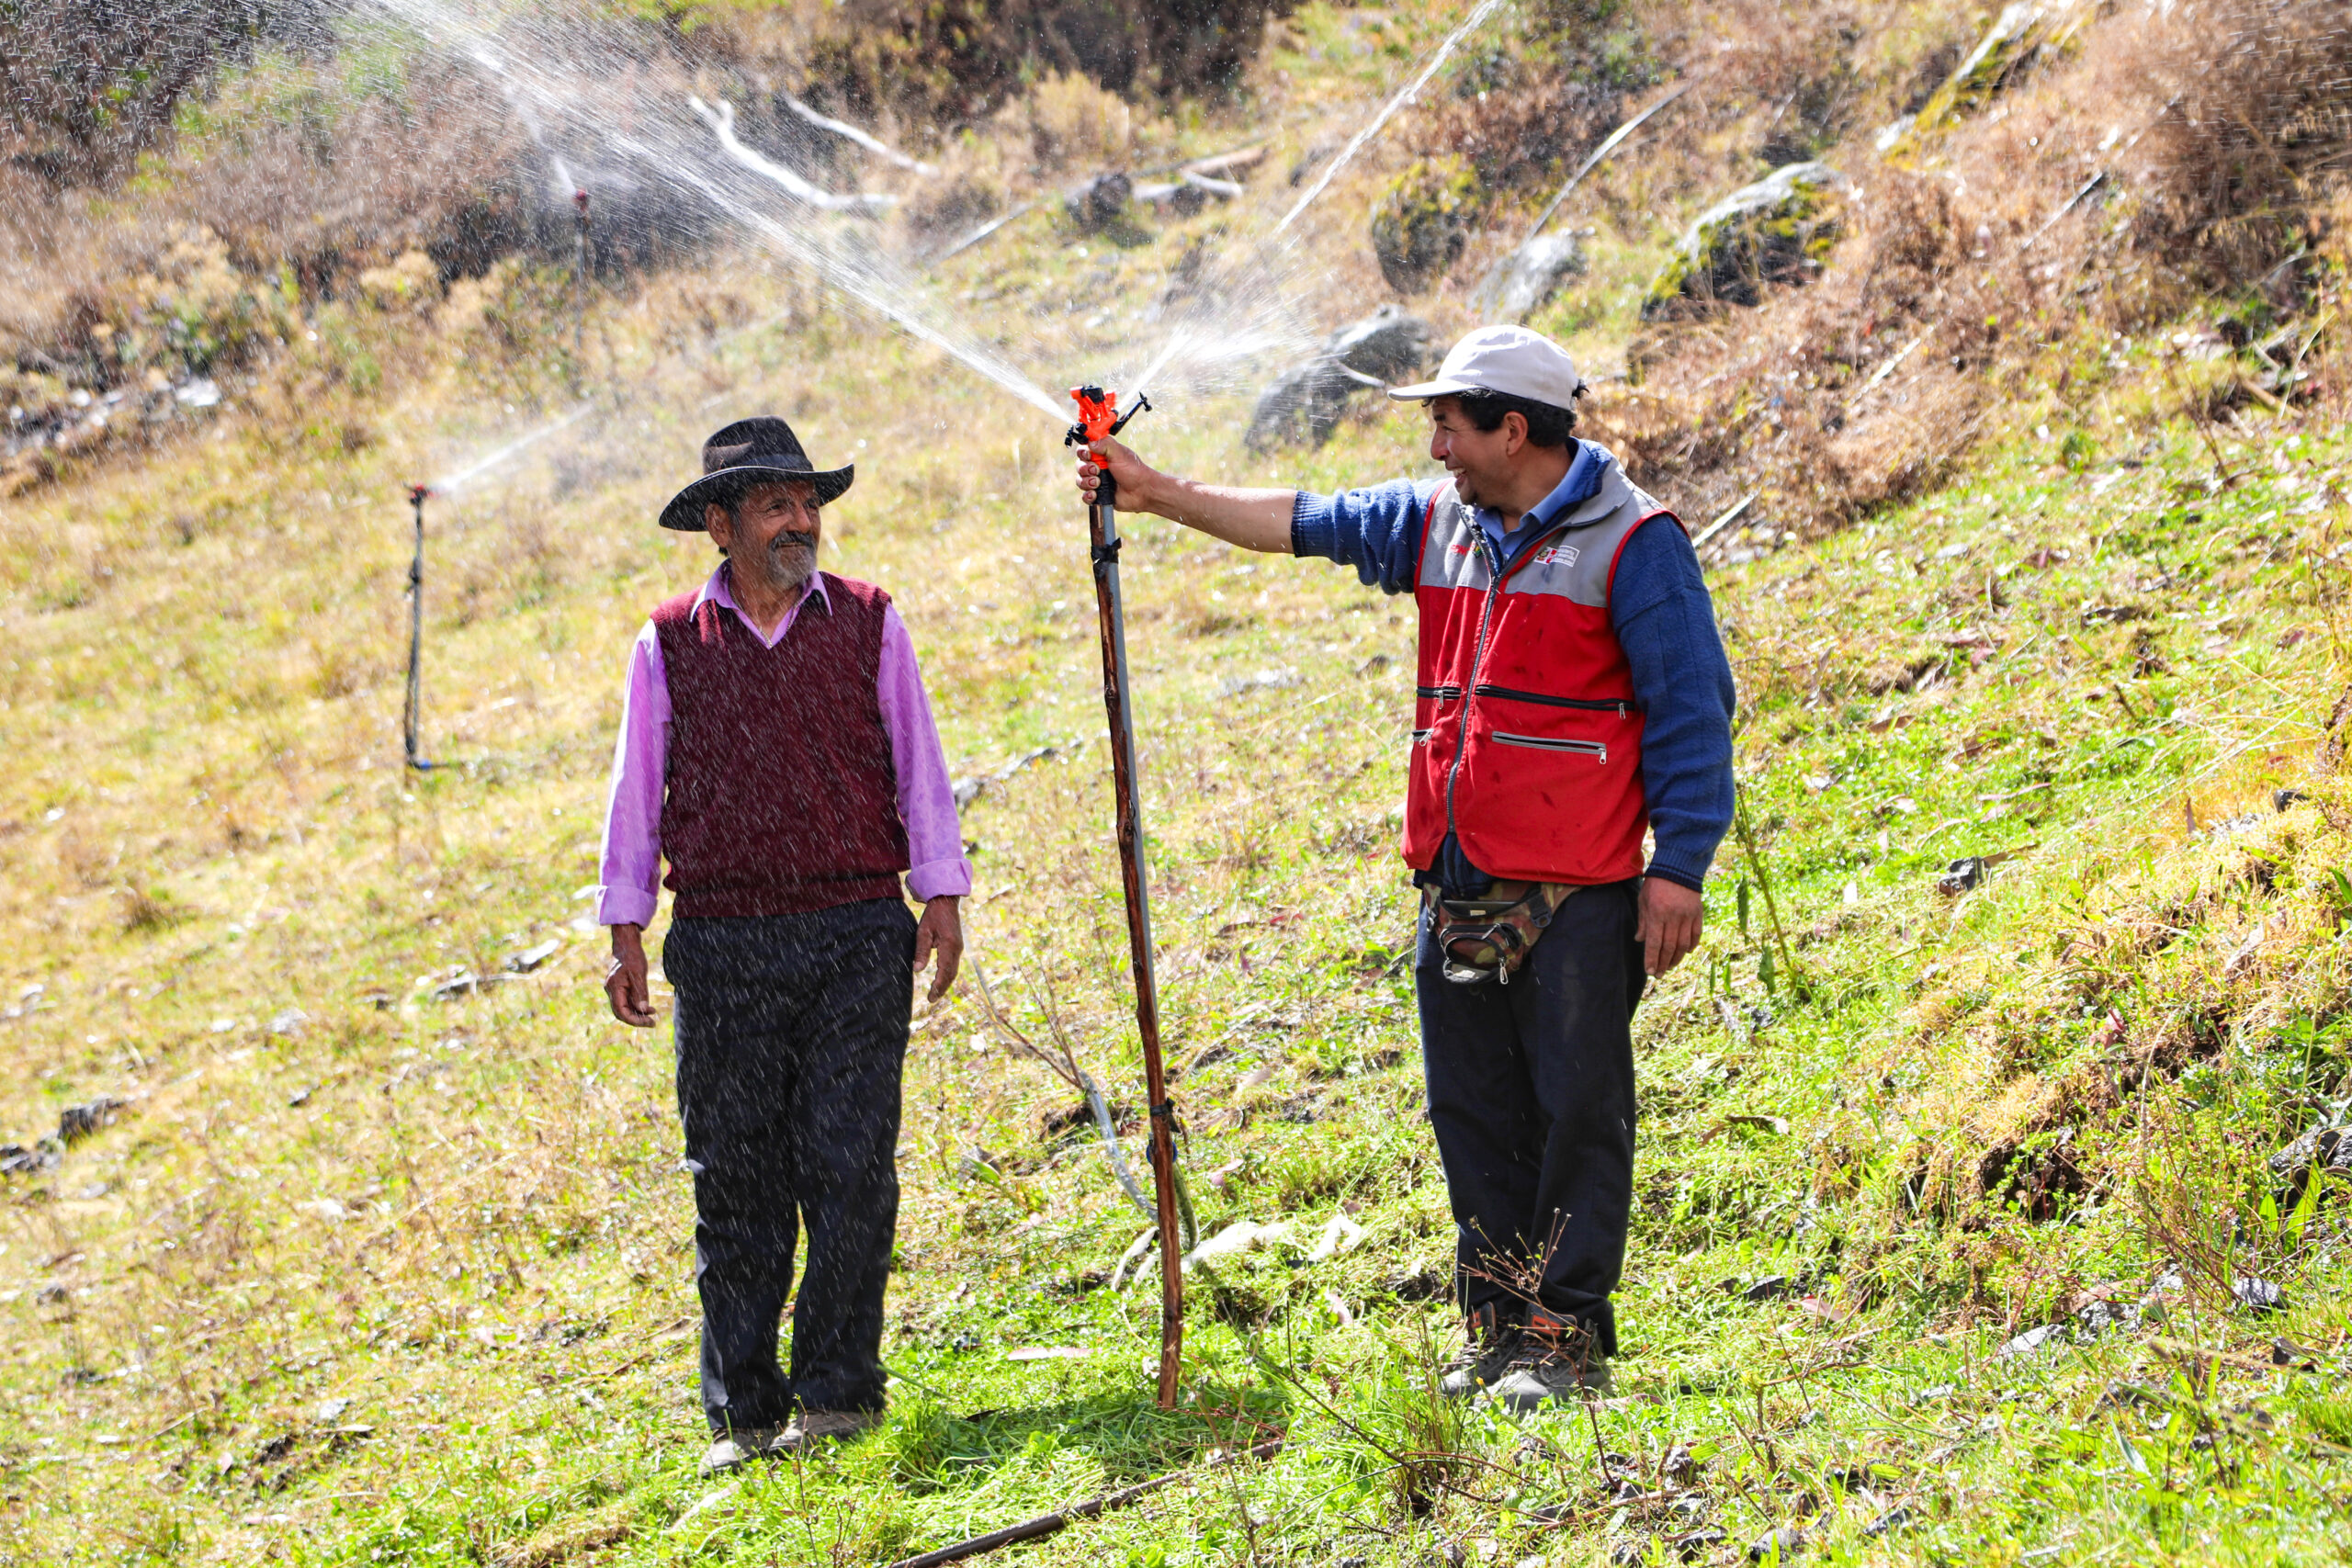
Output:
top-left (882, 1438), bottom-right (1286, 1568)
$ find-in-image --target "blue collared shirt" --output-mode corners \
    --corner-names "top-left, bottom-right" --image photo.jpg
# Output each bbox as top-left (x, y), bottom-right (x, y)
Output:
top-left (1473, 441), bottom-right (1605, 569)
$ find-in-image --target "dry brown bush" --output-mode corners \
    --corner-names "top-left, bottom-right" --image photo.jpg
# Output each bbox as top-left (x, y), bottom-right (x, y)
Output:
top-left (1588, 0), bottom-right (2352, 535)
top-left (796, 0), bottom-right (1295, 130)
top-left (0, 52), bottom-right (518, 380)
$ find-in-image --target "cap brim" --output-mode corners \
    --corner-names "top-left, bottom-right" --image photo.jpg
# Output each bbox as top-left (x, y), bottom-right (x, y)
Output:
top-left (1385, 378), bottom-right (1476, 400)
top-left (658, 462), bottom-right (855, 531)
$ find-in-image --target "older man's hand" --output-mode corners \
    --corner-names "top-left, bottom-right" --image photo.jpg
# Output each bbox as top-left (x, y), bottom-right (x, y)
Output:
top-left (914, 895), bottom-right (964, 1003)
top-left (605, 924), bottom-right (657, 1027)
top-left (1635, 877), bottom-right (1704, 977)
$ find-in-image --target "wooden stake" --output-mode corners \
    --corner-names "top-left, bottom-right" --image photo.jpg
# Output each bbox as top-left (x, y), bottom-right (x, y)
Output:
top-left (1085, 476), bottom-right (1184, 1409)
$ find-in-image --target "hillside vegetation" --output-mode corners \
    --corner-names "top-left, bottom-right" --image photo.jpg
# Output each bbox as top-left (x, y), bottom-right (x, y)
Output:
top-left (4, 2), bottom-right (2352, 1565)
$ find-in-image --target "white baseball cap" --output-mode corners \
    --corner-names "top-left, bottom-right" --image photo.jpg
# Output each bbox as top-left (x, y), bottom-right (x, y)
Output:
top-left (1386, 324), bottom-right (1582, 407)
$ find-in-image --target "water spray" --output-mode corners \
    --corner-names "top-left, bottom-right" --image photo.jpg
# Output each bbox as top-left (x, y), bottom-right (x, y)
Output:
top-left (1063, 384), bottom-right (1183, 1409)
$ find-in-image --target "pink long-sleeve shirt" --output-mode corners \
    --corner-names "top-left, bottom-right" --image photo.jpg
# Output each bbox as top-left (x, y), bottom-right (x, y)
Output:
top-left (594, 564), bottom-right (973, 927)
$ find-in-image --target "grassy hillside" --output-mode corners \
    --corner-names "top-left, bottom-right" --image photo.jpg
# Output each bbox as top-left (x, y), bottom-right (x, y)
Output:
top-left (5, 2), bottom-right (2352, 1564)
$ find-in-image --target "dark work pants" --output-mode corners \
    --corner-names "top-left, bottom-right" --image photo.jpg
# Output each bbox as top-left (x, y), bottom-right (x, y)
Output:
top-left (661, 897), bottom-right (915, 1430)
top-left (1415, 877), bottom-right (1645, 1355)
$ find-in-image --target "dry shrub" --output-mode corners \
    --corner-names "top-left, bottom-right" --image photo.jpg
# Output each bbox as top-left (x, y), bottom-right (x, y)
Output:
top-left (0, 0), bottom-right (333, 186)
top-left (0, 50), bottom-right (517, 377)
top-left (1590, 0), bottom-right (2352, 536)
top-left (1019, 72), bottom-right (1136, 170)
top-left (1415, 1), bottom-right (1658, 197)
top-left (801, 0), bottom-right (1292, 129)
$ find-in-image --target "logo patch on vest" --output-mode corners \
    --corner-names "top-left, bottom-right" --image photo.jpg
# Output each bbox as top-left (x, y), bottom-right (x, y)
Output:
top-left (1532, 542), bottom-right (1581, 568)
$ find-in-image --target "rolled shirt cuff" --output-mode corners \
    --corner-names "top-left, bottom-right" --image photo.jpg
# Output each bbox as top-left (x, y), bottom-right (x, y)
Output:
top-left (906, 857), bottom-right (975, 902)
top-left (595, 886), bottom-right (659, 928)
top-left (1288, 489), bottom-right (1331, 558)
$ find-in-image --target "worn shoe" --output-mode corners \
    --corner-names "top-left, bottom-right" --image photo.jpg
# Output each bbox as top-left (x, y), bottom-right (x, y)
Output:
top-left (1437, 1304), bottom-right (1521, 1401)
top-left (699, 1427), bottom-right (790, 1474)
top-left (1487, 1314), bottom-right (1611, 1412)
top-left (776, 1408), bottom-right (883, 1450)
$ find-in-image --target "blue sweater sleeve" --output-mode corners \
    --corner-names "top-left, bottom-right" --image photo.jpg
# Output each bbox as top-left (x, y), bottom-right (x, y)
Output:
top-left (1290, 479), bottom-right (1432, 594)
top-left (1611, 518), bottom-right (1736, 891)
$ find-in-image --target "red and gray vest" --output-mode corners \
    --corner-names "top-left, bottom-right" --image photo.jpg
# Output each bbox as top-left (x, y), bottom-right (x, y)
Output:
top-left (1408, 468), bottom-right (1679, 886)
top-left (652, 572), bottom-right (909, 918)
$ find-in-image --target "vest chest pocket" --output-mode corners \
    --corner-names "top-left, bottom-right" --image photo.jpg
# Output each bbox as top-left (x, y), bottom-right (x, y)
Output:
top-left (1461, 687), bottom-right (1635, 796)
top-left (1490, 732), bottom-right (1607, 761)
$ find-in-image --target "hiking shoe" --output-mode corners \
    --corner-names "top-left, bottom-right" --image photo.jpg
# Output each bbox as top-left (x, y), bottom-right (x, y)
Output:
top-left (699, 1427), bottom-right (790, 1473)
top-left (1437, 1305), bottom-right (1521, 1401)
top-left (1487, 1315), bottom-right (1611, 1412)
top-left (776, 1408), bottom-right (883, 1450)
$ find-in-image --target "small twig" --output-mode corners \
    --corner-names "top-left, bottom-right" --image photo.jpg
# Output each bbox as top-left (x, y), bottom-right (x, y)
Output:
top-left (1847, 321), bottom-right (1941, 408)
top-left (882, 1439), bottom-right (1286, 1568)
top-left (2019, 170), bottom-right (2108, 251)
top-left (1692, 492), bottom-right (1758, 552)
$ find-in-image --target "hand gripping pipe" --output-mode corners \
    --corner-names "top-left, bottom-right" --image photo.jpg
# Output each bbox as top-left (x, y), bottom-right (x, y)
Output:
top-left (1063, 387), bottom-right (1182, 1408)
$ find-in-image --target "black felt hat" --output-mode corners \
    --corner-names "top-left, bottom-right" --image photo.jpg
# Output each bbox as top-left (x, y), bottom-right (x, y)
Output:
top-left (658, 416), bottom-right (855, 531)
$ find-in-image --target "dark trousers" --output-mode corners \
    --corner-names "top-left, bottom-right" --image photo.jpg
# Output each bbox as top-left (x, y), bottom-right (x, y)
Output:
top-left (1415, 877), bottom-right (1645, 1355)
top-left (661, 897), bottom-right (915, 1430)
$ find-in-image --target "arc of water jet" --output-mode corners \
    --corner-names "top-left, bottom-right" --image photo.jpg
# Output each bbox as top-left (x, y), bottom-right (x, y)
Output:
top-left (629, 142), bottom-right (1068, 424)
top-left (431, 401), bottom-right (594, 494)
top-left (1120, 0), bottom-right (1504, 407)
top-left (1519, 76), bottom-right (1702, 246)
top-left (691, 96), bottom-right (895, 214)
top-left (1271, 0), bottom-right (1506, 240)
top-left (370, 0), bottom-right (1062, 428)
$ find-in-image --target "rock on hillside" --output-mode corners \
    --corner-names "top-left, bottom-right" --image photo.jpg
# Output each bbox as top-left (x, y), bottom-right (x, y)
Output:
top-left (1641, 160), bottom-right (1849, 319)
top-left (1245, 306), bottom-right (1433, 453)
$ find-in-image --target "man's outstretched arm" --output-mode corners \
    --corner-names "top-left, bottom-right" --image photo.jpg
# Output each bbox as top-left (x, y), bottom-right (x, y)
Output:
top-left (1077, 436), bottom-right (1295, 552)
top-left (1077, 437), bottom-right (1432, 593)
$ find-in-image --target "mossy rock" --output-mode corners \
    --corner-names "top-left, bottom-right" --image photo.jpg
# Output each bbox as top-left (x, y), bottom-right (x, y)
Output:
top-left (1641, 161), bottom-right (1849, 319)
top-left (1368, 157), bottom-right (1483, 296)
top-left (1877, 0), bottom-right (2093, 158)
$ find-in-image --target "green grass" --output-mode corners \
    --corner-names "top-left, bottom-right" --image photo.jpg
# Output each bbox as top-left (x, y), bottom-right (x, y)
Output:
top-left (6, 2), bottom-right (2352, 1563)
top-left (6, 276), bottom-right (2350, 1563)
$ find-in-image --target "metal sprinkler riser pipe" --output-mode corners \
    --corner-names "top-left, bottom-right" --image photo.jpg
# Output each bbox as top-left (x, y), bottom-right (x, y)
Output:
top-left (1064, 385), bottom-right (1182, 1409)
top-left (402, 484), bottom-right (435, 773)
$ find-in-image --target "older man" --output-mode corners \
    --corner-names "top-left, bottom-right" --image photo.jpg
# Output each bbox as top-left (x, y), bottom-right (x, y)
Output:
top-left (1077, 327), bottom-right (1736, 1407)
top-left (597, 416), bottom-right (969, 1472)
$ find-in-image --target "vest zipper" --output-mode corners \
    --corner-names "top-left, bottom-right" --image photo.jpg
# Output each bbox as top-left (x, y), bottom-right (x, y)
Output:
top-left (1441, 512), bottom-right (1582, 849)
top-left (1472, 683), bottom-right (1632, 715)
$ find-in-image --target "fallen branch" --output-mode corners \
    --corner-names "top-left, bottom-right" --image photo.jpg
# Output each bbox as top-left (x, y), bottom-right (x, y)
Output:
top-left (883, 1438), bottom-right (1285, 1568)
top-left (779, 91), bottom-right (935, 175)
top-left (1691, 491), bottom-right (1758, 552)
top-left (689, 96), bottom-right (894, 214)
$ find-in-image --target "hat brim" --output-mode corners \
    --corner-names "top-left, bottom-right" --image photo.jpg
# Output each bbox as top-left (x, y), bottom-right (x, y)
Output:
top-left (658, 462), bottom-right (855, 531)
top-left (1385, 378), bottom-right (1479, 401)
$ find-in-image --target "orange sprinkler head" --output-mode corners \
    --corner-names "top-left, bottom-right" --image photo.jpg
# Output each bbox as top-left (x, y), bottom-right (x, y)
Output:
top-left (407, 483), bottom-right (432, 505)
top-left (1065, 385), bottom-right (1150, 449)
top-left (1068, 385), bottom-right (1118, 446)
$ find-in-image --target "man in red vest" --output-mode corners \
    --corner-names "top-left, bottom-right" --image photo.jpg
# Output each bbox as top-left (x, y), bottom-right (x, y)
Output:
top-left (595, 417), bottom-right (971, 1472)
top-left (1077, 327), bottom-right (1735, 1406)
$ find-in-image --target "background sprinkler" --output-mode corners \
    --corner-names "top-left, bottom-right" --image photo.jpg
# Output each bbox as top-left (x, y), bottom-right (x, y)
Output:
top-left (1063, 384), bottom-right (1185, 1410)
top-left (571, 188), bottom-right (591, 384)
top-left (401, 484), bottom-right (440, 773)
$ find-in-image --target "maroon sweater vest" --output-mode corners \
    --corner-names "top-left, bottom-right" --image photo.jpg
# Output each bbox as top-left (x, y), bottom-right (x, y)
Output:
top-left (653, 572), bottom-right (909, 918)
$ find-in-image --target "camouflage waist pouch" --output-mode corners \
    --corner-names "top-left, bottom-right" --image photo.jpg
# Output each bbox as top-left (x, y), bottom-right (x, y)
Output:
top-left (1425, 880), bottom-right (1578, 986)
